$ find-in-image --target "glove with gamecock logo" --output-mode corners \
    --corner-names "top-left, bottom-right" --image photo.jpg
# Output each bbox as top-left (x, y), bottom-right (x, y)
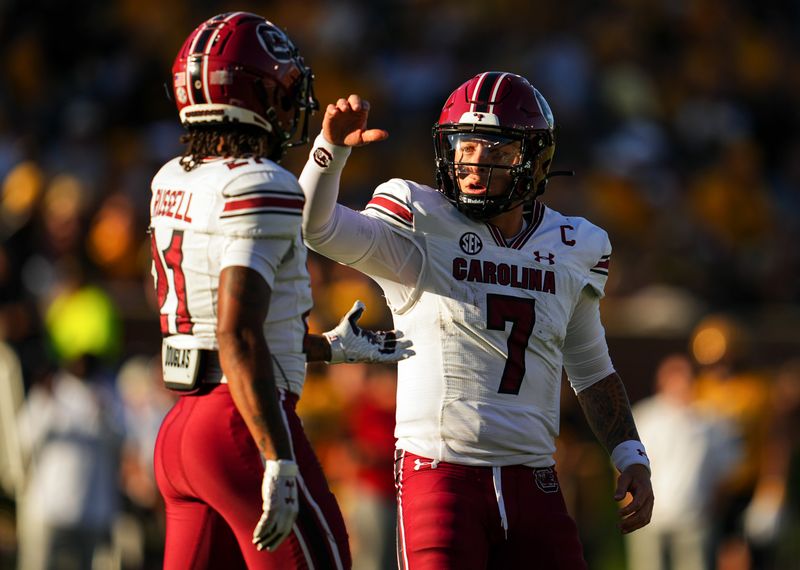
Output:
top-left (252, 459), bottom-right (299, 552)
top-left (323, 300), bottom-right (414, 364)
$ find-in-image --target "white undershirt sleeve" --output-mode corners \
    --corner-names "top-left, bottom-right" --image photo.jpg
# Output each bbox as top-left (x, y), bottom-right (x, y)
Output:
top-left (299, 135), bottom-right (352, 241)
top-left (298, 134), bottom-right (422, 286)
top-left (563, 287), bottom-right (616, 393)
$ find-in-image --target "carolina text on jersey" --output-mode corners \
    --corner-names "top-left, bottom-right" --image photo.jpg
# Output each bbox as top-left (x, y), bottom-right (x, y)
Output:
top-left (452, 257), bottom-right (556, 294)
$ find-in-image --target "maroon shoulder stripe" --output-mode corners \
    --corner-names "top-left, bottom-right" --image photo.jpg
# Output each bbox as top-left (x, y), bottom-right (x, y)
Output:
top-left (223, 196), bottom-right (304, 213)
top-left (590, 257), bottom-right (610, 275)
top-left (366, 195), bottom-right (413, 226)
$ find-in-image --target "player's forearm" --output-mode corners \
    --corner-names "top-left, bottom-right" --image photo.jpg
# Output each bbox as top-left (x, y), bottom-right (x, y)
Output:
top-left (303, 334), bottom-right (332, 362)
top-left (217, 266), bottom-right (292, 460)
top-left (575, 372), bottom-right (641, 453)
top-left (299, 134), bottom-right (351, 237)
top-left (220, 331), bottom-right (293, 460)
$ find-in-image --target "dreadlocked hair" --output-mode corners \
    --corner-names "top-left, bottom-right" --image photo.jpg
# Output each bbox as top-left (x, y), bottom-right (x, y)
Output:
top-left (178, 124), bottom-right (281, 171)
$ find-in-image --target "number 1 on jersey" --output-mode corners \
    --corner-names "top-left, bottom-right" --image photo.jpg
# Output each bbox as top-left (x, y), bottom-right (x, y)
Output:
top-left (486, 294), bottom-right (536, 395)
top-left (150, 230), bottom-right (192, 334)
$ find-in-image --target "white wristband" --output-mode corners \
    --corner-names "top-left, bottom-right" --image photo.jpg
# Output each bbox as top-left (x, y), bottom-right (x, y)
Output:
top-left (265, 458), bottom-right (298, 478)
top-left (322, 331), bottom-right (346, 364)
top-left (308, 134), bottom-right (352, 174)
top-left (611, 440), bottom-right (650, 473)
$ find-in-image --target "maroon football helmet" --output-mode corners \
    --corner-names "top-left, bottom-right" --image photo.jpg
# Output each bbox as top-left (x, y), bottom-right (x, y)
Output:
top-left (433, 72), bottom-right (556, 220)
top-left (172, 12), bottom-right (318, 157)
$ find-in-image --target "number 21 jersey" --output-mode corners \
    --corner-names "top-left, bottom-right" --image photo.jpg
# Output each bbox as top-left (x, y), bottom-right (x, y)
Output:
top-left (149, 156), bottom-right (312, 395)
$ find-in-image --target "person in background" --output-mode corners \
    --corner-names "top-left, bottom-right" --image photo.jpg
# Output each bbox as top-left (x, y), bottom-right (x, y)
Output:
top-left (343, 363), bottom-right (399, 570)
top-left (16, 280), bottom-right (125, 570)
top-left (690, 315), bottom-right (772, 569)
top-left (743, 358), bottom-right (800, 569)
top-left (627, 354), bottom-right (741, 570)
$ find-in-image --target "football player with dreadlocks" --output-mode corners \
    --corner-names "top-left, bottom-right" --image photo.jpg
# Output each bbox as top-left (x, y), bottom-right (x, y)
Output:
top-left (149, 13), bottom-right (412, 569)
top-left (299, 72), bottom-right (654, 569)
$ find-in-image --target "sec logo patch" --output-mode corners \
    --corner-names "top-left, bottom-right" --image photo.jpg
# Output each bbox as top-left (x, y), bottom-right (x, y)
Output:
top-left (459, 232), bottom-right (482, 255)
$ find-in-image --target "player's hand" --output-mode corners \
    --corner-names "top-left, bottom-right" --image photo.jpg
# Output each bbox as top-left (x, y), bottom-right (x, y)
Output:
top-left (322, 94), bottom-right (389, 147)
top-left (614, 463), bottom-right (654, 534)
top-left (323, 300), bottom-right (414, 364)
top-left (252, 459), bottom-right (299, 552)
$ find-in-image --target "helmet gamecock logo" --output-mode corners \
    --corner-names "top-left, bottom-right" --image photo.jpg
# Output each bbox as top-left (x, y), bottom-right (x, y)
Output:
top-left (256, 24), bottom-right (295, 62)
top-left (313, 147), bottom-right (333, 168)
top-left (459, 232), bottom-right (483, 255)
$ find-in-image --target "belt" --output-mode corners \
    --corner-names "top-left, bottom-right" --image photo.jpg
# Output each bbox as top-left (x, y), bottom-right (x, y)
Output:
top-left (198, 350), bottom-right (226, 384)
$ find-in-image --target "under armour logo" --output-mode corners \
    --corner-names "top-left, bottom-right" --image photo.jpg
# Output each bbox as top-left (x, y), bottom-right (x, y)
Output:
top-left (534, 251), bottom-right (555, 265)
top-left (413, 458), bottom-right (439, 471)
top-left (284, 497), bottom-right (296, 505)
top-left (285, 480), bottom-right (295, 489)
top-left (473, 113), bottom-right (485, 121)
top-left (637, 449), bottom-right (648, 458)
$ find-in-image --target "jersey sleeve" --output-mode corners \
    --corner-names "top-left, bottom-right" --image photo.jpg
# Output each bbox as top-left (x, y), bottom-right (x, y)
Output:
top-left (218, 169), bottom-right (305, 239)
top-left (218, 167), bottom-right (303, 286)
top-left (220, 238), bottom-right (291, 289)
top-left (563, 288), bottom-right (616, 393)
top-left (362, 178), bottom-right (415, 232)
top-left (587, 244), bottom-right (611, 297)
top-left (570, 218), bottom-right (612, 298)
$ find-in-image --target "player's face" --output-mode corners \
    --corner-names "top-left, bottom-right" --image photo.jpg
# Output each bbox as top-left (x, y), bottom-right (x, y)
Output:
top-left (452, 135), bottom-right (522, 197)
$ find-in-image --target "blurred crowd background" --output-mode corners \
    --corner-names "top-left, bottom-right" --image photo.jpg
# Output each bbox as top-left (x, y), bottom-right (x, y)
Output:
top-left (1, 0), bottom-right (799, 569)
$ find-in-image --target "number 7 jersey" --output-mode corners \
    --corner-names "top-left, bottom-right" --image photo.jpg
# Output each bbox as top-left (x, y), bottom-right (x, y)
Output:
top-left (359, 179), bottom-right (612, 468)
top-left (149, 156), bottom-right (312, 395)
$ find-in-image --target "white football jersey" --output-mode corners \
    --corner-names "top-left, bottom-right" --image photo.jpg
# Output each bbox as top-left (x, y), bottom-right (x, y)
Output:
top-left (358, 180), bottom-right (611, 467)
top-left (149, 156), bottom-right (312, 395)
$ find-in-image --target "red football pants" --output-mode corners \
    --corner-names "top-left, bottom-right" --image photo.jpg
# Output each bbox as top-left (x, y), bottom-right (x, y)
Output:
top-left (154, 385), bottom-right (351, 569)
top-left (394, 450), bottom-right (587, 570)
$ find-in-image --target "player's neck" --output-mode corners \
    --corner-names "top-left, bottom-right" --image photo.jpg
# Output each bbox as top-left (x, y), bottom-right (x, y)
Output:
top-left (489, 208), bottom-right (525, 240)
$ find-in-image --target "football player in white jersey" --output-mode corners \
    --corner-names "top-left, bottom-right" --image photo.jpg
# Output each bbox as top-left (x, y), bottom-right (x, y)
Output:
top-left (299, 72), bottom-right (654, 569)
top-left (149, 13), bottom-right (412, 570)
